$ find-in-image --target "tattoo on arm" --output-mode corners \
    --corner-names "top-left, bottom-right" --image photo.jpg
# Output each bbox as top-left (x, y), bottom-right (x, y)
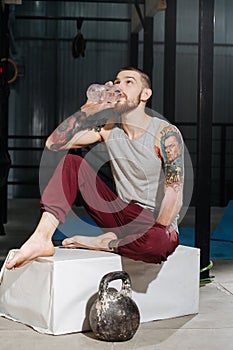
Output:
top-left (48, 108), bottom-right (119, 151)
top-left (159, 125), bottom-right (184, 191)
top-left (49, 111), bottom-right (87, 151)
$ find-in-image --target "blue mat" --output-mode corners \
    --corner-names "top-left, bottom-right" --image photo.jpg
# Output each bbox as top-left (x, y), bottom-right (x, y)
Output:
top-left (179, 227), bottom-right (233, 260)
top-left (211, 200), bottom-right (233, 242)
top-left (179, 201), bottom-right (233, 259)
top-left (53, 201), bottom-right (233, 260)
top-left (52, 216), bottom-right (103, 241)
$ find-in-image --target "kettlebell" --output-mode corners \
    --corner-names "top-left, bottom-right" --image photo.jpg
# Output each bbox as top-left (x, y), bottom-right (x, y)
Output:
top-left (89, 271), bottom-right (140, 342)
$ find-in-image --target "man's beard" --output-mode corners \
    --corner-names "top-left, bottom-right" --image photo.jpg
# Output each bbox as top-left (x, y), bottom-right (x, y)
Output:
top-left (113, 93), bottom-right (141, 115)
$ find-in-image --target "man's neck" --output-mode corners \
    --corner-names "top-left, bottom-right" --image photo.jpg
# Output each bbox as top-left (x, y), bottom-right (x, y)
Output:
top-left (121, 107), bottom-right (151, 140)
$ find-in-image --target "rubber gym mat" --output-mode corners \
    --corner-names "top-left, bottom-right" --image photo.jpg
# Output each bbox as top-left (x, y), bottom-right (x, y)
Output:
top-left (179, 227), bottom-right (233, 260)
top-left (52, 216), bottom-right (103, 241)
top-left (211, 200), bottom-right (233, 242)
top-left (53, 211), bottom-right (233, 260)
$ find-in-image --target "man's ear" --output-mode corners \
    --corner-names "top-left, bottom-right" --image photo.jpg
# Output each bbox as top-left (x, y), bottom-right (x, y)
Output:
top-left (140, 88), bottom-right (152, 102)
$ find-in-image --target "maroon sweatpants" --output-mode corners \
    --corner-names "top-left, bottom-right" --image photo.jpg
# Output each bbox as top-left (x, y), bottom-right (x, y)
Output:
top-left (40, 154), bottom-right (179, 264)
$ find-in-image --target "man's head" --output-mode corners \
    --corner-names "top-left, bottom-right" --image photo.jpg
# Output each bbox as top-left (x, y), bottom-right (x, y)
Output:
top-left (113, 67), bottom-right (152, 114)
top-left (118, 67), bottom-right (152, 89)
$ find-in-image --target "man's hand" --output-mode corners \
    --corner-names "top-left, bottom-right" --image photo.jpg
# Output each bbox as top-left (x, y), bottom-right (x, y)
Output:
top-left (80, 99), bottom-right (115, 117)
top-left (46, 81), bottom-right (119, 151)
top-left (81, 80), bottom-right (117, 117)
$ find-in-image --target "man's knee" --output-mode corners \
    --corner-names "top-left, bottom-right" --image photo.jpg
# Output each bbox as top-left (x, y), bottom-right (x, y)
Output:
top-left (138, 227), bottom-right (179, 263)
top-left (63, 153), bottom-right (82, 166)
top-left (118, 229), bottom-right (169, 264)
top-left (139, 236), bottom-right (167, 260)
top-left (61, 154), bottom-right (85, 178)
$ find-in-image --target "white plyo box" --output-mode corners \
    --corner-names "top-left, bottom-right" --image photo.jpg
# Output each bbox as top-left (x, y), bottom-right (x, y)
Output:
top-left (0, 245), bottom-right (200, 335)
top-left (123, 245), bottom-right (200, 322)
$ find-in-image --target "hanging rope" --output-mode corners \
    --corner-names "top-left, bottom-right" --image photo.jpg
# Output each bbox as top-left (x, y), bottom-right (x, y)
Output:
top-left (72, 17), bottom-right (86, 59)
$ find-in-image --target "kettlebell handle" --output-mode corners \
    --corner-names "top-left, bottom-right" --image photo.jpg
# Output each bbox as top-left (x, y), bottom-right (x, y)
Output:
top-left (98, 271), bottom-right (132, 300)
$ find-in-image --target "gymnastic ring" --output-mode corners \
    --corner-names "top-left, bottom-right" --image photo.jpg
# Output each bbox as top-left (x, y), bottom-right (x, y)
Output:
top-left (0, 57), bottom-right (18, 84)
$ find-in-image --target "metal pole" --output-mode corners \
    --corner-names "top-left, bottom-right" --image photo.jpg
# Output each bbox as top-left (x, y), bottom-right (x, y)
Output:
top-left (219, 125), bottom-right (226, 206)
top-left (130, 32), bottom-right (139, 68)
top-left (163, 0), bottom-right (177, 122)
top-left (0, 4), bottom-right (11, 235)
top-left (143, 16), bottom-right (153, 108)
top-left (195, 0), bottom-right (214, 278)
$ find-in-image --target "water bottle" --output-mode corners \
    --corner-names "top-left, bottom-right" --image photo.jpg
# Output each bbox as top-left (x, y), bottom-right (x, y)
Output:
top-left (86, 84), bottom-right (122, 103)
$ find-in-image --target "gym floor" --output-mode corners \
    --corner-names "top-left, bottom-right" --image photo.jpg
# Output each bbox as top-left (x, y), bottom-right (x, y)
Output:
top-left (0, 199), bottom-right (233, 350)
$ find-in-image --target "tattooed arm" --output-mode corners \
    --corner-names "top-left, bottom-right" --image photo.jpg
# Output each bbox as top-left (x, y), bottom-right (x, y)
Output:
top-left (46, 111), bottom-right (88, 151)
top-left (155, 122), bottom-right (184, 226)
top-left (46, 101), bottom-right (118, 151)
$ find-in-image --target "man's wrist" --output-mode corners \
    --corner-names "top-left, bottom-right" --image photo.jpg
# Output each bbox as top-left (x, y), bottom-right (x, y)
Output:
top-left (155, 221), bottom-right (174, 234)
top-left (108, 239), bottom-right (119, 253)
top-left (155, 221), bottom-right (167, 228)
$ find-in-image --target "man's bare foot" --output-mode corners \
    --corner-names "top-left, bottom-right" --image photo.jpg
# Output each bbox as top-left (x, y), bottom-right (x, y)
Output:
top-left (6, 236), bottom-right (55, 270)
top-left (62, 232), bottom-right (118, 251)
top-left (5, 212), bottom-right (59, 270)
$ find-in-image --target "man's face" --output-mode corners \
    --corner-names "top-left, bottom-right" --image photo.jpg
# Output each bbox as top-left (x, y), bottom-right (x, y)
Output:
top-left (164, 135), bottom-right (181, 162)
top-left (112, 70), bottom-right (144, 114)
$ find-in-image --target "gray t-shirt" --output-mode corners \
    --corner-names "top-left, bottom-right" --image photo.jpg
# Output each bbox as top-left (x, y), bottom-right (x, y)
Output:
top-left (106, 117), bottom-right (164, 208)
top-left (106, 117), bottom-right (179, 232)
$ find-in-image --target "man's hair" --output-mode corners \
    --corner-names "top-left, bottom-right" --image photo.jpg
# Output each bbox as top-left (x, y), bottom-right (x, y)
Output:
top-left (119, 66), bottom-right (151, 89)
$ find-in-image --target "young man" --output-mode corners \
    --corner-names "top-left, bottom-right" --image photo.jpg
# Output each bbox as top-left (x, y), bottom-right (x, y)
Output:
top-left (6, 67), bottom-right (183, 270)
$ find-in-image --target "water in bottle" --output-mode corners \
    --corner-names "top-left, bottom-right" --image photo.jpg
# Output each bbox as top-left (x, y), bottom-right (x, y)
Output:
top-left (86, 84), bottom-right (122, 103)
